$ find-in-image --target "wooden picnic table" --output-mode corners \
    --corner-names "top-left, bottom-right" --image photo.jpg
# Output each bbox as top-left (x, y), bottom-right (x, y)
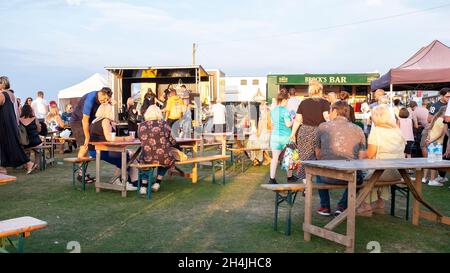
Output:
top-left (90, 139), bottom-right (141, 197)
top-left (201, 132), bottom-right (234, 156)
top-left (302, 158), bottom-right (450, 253)
top-left (91, 138), bottom-right (207, 195)
top-left (0, 174), bottom-right (16, 185)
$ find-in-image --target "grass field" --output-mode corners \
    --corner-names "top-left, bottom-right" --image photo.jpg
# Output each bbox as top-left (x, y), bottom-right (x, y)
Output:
top-left (1, 152), bottom-right (449, 253)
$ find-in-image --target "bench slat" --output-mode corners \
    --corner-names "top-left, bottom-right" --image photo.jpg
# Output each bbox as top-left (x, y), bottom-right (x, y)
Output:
top-left (63, 157), bottom-right (96, 163)
top-left (130, 155), bottom-right (230, 169)
top-left (0, 217), bottom-right (48, 238)
top-left (0, 174), bottom-right (16, 184)
top-left (261, 180), bottom-right (406, 192)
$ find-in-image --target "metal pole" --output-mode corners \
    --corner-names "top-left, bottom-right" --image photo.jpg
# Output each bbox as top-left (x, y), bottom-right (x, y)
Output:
top-left (390, 84), bottom-right (393, 107)
top-left (192, 43), bottom-right (196, 65)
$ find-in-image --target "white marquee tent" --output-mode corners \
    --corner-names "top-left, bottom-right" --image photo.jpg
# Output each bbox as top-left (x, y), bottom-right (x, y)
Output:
top-left (57, 73), bottom-right (110, 108)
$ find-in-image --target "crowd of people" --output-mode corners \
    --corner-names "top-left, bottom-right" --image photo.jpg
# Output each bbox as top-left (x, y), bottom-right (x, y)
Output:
top-left (266, 80), bottom-right (450, 217)
top-left (2, 74), bottom-right (449, 203)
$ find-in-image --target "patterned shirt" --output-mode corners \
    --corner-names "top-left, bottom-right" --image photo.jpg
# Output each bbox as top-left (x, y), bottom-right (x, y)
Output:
top-left (316, 116), bottom-right (366, 160)
top-left (139, 120), bottom-right (177, 166)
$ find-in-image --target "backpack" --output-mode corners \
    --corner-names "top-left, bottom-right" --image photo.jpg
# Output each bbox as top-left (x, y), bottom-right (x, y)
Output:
top-left (18, 123), bottom-right (30, 146)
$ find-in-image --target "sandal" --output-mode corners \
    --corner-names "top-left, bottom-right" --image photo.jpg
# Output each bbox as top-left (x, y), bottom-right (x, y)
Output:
top-left (356, 206), bottom-right (373, 217)
top-left (77, 173), bottom-right (96, 184)
top-left (26, 163), bottom-right (37, 175)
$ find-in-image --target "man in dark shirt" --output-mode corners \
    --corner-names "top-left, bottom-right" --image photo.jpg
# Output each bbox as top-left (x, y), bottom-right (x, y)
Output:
top-left (429, 88), bottom-right (450, 181)
top-left (70, 87), bottom-right (112, 159)
top-left (315, 101), bottom-right (366, 216)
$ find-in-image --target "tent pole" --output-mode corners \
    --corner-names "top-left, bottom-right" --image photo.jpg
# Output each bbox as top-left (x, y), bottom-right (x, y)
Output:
top-left (390, 84), bottom-right (393, 107)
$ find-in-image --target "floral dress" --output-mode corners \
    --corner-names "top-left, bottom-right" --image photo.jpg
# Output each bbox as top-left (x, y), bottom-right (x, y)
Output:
top-left (139, 120), bottom-right (177, 166)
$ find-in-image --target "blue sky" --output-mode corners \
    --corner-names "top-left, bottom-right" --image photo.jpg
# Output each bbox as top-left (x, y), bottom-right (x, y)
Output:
top-left (1, 0), bottom-right (450, 101)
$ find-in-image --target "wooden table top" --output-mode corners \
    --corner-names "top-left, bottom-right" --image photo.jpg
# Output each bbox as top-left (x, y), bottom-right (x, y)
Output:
top-left (0, 174), bottom-right (17, 184)
top-left (202, 132), bottom-right (234, 136)
top-left (90, 139), bottom-right (141, 147)
top-left (302, 158), bottom-right (450, 171)
top-left (175, 138), bottom-right (202, 143)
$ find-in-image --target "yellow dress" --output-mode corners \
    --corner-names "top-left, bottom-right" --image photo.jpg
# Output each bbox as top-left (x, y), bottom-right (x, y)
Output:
top-left (366, 126), bottom-right (406, 202)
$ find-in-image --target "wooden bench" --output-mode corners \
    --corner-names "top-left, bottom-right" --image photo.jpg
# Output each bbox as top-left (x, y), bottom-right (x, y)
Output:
top-left (55, 137), bottom-right (76, 154)
top-left (0, 174), bottom-right (16, 185)
top-left (0, 216), bottom-right (48, 253)
top-left (28, 145), bottom-right (54, 171)
top-left (261, 179), bottom-right (409, 236)
top-left (130, 155), bottom-right (230, 199)
top-left (228, 147), bottom-right (262, 172)
top-left (64, 157), bottom-right (96, 191)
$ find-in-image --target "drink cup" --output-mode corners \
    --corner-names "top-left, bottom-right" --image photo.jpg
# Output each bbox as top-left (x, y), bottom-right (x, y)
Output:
top-left (129, 131), bottom-right (136, 139)
top-left (110, 132), bottom-right (116, 141)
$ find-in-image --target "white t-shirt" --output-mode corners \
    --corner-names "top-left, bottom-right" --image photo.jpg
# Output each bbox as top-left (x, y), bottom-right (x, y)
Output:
top-left (211, 103), bottom-right (226, 125)
top-left (31, 97), bottom-right (49, 119)
top-left (286, 97), bottom-right (301, 115)
top-left (444, 103), bottom-right (450, 118)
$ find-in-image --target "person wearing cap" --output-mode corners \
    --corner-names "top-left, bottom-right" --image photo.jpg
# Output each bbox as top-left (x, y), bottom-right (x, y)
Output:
top-left (45, 100), bottom-right (65, 132)
top-left (70, 87), bottom-right (112, 182)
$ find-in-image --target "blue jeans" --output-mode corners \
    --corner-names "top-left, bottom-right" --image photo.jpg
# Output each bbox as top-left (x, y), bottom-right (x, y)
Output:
top-left (88, 150), bottom-right (129, 169)
top-left (317, 171), bottom-right (364, 209)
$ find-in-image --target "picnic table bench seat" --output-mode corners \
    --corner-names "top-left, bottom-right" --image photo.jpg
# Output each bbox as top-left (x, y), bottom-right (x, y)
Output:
top-left (130, 155), bottom-right (230, 199)
top-left (227, 147), bottom-right (262, 172)
top-left (0, 216), bottom-right (48, 253)
top-left (261, 179), bottom-right (409, 236)
top-left (0, 174), bottom-right (16, 185)
top-left (27, 145), bottom-right (54, 171)
top-left (64, 157), bottom-right (96, 191)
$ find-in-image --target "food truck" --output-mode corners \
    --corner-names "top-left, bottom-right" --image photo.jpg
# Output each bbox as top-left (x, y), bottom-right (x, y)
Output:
top-left (105, 65), bottom-right (211, 121)
top-left (267, 73), bottom-right (380, 116)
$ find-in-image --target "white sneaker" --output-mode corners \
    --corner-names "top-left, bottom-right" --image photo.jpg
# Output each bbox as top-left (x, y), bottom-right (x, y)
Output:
top-left (428, 179), bottom-right (444, 187)
top-left (151, 182), bottom-right (160, 192)
top-left (140, 186), bottom-right (147, 195)
top-left (422, 178), bottom-right (428, 184)
top-left (437, 176), bottom-right (449, 183)
top-left (126, 182), bottom-right (137, 191)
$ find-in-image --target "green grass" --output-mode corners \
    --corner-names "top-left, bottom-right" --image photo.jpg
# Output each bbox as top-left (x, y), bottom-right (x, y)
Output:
top-left (0, 152), bottom-right (449, 253)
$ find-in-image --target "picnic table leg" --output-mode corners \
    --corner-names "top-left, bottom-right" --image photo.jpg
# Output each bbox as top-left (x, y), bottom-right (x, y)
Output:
top-left (72, 163), bottom-right (76, 189)
top-left (222, 159), bottom-right (226, 185)
top-left (285, 191), bottom-right (293, 236)
top-left (303, 172), bottom-right (313, 242)
top-left (191, 144), bottom-right (198, 184)
top-left (274, 193), bottom-right (279, 232)
top-left (412, 169), bottom-right (423, 226)
top-left (221, 137), bottom-right (226, 156)
top-left (147, 168), bottom-right (154, 200)
top-left (81, 162), bottom-right (87, 192)
top-left (345, 171), bottom-right (357, 253)
top-left (18, 233), bottom-right (25, 253)
top-left (95, 150), bottom-right (101, 193)
top-left (211, 161), bottom-right (216, 184)
top-left (121, 151), bottom-right (127, 198)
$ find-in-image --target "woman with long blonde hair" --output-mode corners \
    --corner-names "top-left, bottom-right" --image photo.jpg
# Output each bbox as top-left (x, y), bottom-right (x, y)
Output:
top-left (359, 105), bottom-right (406, 216)
top-left (45, 102), bottom-right (65, 131)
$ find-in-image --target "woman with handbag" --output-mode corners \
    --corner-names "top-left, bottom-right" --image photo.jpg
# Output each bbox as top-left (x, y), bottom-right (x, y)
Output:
top-left (0, 76), bottom-right (36, 175)
top-left (19, 105), bottom-right (42, 168)
top-left (268, 91), bottom-right (294, 184)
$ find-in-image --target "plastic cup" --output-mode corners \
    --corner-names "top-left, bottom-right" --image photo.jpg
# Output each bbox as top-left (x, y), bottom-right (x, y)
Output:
top-left (129, 131), bottom-right (136, 139)
top-left (110, 132), bottom-right (116, 141)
